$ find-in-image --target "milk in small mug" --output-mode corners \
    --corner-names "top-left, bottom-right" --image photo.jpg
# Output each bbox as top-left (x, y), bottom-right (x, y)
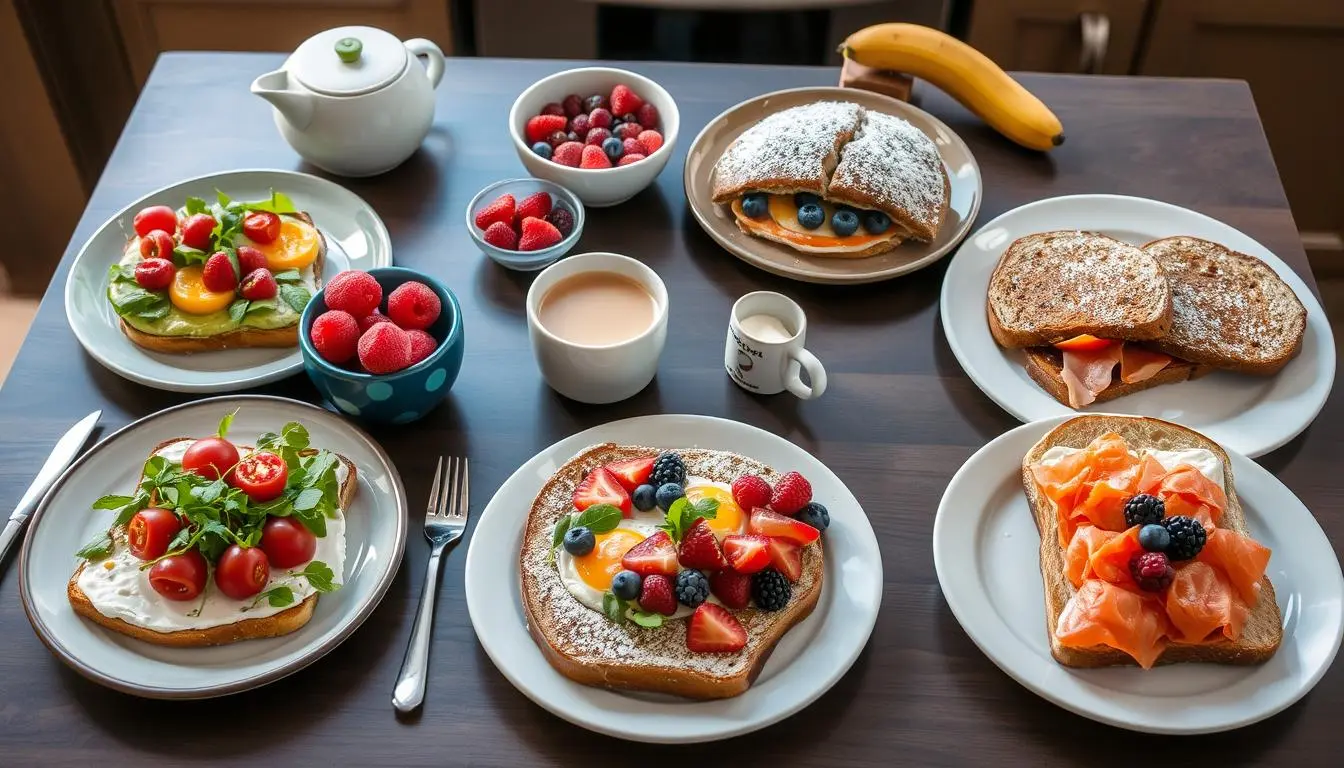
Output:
top-left (725, 292), bottom-right (826, 399)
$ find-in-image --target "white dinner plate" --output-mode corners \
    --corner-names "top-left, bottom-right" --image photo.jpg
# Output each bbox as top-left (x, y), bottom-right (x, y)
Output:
top-left (19, 396), bottom-right (408, 698)
top-left (933, 415), bottom-right (1344, 734)
top-left (939, 194), bottom-right (1335, 457)
top-left (464, 414), bottom-right (883, 743)
top-left (64, 169), bottom-right (392, 392)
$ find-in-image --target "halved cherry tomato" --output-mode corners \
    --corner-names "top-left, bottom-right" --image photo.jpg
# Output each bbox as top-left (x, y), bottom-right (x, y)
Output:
top-left (148, 549), bottom-right (208, 601)
top-left (232, 451), bottom-right (288, 502)
top-left (127, 507), bottom-right (182, 561)
top-left (138, 229), bottom-right (176, 261)
top-left (243, 211), bottom-right (281, 244)
top-left (133, 205), bottom-right (178, 238)
top-left (260, 516), bottom-right (317, 569)
top-left (215, 544), bottom-right (270, 600)
top-left (1054, 334), bottom-right (1116, 352)
top-left (180, 213), bottom-right (217, 251)
top-left (181, 436), bottom-right (240, 480)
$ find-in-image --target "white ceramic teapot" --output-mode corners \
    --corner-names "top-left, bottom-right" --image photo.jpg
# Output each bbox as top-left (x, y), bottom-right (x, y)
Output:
top-left (252, 26), bottom-right (445, 177)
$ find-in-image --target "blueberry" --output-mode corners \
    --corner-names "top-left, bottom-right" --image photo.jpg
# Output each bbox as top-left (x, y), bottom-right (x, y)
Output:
top-left (611, 570), bottom-right (642, 600)
top-left (632, 484), bottom-right (657, 512)
top-left (831, 209), bottom-right (859, 237)
top-left (655, 483), bottom-right (684, 511)
top-left (566, 131), bottom-right (579, 142)
top-left (742, 193), bottom-right (770, 220)
top-left (583, 94), bottom-right (607, 112)
top-left (796, 203), bottom-right (825, 230)
top-left (796, 502), bottom-right (830, 532)
top-left (563, 525), bottom-right (595, 556)
top-left (531, 141), bottom-right (553, 160)
top-left (793, 192), bottom-right (821, 208)
top-left (611, 119), bottom-right (623, 130)
top-left (602, 136), bottom-right (624, 161)
top-left (862, 210), bottom-right (890, 234)
top-left (1138, 523), bottom-right (1170, 552)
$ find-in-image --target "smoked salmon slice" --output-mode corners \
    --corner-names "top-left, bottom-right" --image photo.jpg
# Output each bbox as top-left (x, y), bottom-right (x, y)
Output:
top-left (1088, 526), bottom-right (1144, 586)
top-left (1165, 561), bottom-right (1250, 643)
top-left (1065, 526), bottom-right (1119, 588)
top-left (1198, 529), bottom-right (1270, 605)
top-left (1056, 579), bottom-right (1169, 669)
top-left (1142, 464), bottom-right (1228, 526)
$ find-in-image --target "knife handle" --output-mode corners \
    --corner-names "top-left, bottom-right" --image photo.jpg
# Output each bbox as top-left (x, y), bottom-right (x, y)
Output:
top-left (0, 518), bottom-right (24, 566)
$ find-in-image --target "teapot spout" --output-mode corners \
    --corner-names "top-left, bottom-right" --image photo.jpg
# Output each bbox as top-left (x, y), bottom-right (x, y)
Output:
top-left (251, 69), bottom-right (314, 131)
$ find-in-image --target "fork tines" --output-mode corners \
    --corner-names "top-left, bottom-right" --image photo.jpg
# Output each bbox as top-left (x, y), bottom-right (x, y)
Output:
top-left (428, 456), bottom-right (469, 519)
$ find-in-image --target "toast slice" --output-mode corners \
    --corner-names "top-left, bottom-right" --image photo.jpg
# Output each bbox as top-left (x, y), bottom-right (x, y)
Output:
top-left (711, 101), bottom-right (863, 203)
top-left (827, 110), bottom-right (950, 242)
top-left (1021, 415), bottom-right (1282, 667)
top-left (519, 443), bottom-right (823, 699)
top-left (987, 231), bottom-right (1172, 348)
top-left (1021, 347), bottom-right (1214, 408)
top-left (68, 437), bottom-right (357, 647)
top-left (1142, 236), bottom-right (1306, 375)
top-left (117, 212), bottom-right (326, 353)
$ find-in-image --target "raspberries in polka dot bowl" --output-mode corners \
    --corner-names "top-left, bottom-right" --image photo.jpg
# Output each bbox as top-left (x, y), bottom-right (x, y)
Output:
top-left (299, 267), bottom-right (463, 424)
top-left (509, 67), bottom-right (679, 207)
top-left (466, 177), bottom-right (584, 272)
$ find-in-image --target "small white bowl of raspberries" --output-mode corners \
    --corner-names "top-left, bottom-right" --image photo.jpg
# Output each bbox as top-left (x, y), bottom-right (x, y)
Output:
top-left (509, 67), bottom-right (679, 207)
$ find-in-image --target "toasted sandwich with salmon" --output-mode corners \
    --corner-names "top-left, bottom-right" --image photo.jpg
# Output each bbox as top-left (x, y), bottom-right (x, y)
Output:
top-left (987, 232), bottom-right (1306, 408)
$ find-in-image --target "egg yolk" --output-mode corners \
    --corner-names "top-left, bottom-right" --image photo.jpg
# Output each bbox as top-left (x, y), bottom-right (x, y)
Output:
top-left (168, 265), bottom-right (234, 314)
top-left (575, 529), bottom-right (645, 591)
top-left (253, 218), bottom-right (320, 271)
top-left (685, 485), bottom-right (744, 537)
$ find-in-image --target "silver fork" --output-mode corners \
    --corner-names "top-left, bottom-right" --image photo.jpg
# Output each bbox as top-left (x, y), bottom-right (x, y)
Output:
top-left (392, 456), bottom-right (469, 713)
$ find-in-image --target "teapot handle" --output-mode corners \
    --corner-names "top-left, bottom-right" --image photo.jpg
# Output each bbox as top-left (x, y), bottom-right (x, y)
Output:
top-left (404, 39), bottom-right (445, 89)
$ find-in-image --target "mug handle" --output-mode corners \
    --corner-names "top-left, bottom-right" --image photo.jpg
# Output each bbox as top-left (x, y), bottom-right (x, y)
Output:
top-left (405, 39), bottom-right (445, 88)
top-left (784, 348), bottom-right (827, 400)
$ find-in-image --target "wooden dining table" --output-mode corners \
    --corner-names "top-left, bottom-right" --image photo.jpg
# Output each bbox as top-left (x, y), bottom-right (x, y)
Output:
top-left (0, 54), bottom-right (1339, 766)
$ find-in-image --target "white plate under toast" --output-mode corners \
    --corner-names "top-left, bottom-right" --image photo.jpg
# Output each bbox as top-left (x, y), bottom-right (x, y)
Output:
top-left (464, 414), bottom-right (883, 743)
top-left (18, 396), bottom-right (407, 698)
top-left (933, 415), bottom-right (1344, 734)
top-left (939, 194), bottom-right (1335, 457)
top-left (64, 169), bottom-right (392, 393)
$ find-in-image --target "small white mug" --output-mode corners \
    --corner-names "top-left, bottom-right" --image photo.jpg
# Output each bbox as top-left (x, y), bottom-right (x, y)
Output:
top-left (724, 291), bottom-right (827, 399)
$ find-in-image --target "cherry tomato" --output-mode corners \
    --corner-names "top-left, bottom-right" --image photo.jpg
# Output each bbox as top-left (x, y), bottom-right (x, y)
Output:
top-left (243, 211), bottom-right (281, 244)
top-left (138, 229), bottom-right (176, 261)
top-left (231, 451), bottom-right (288, 502)
top-left (133, 205), bottom-right (178, 238)
top-left (181, 436), bottom-right (240, 480)
top-left (260, 516), bottom-right (317, 569)
top-left (134, 257), bottom-right (176, 291)
top-left (148, 549), bottom-right (208, 601)
top-left (127, 507), bottom-right (182, 561)
top-left (1054, 334), bottom-right (1117, 353)
top-left (215, 544), bottom-right (270, 600)
top-left (180, 213), bottom-right (217, 251)
top-left (236, 245), bottom-right (268, 275)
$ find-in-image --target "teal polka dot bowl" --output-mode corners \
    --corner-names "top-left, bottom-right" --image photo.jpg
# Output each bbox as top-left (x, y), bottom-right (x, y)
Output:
top-left (299, 267), bottom-right (464, 424)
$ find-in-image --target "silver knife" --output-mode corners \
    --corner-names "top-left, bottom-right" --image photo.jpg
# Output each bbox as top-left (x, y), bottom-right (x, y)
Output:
top-left (0, 411), bottom-right (102, 567)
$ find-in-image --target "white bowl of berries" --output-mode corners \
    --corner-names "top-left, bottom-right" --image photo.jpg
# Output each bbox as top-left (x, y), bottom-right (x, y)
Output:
top-left (510, 67), bottom-right (679, 207)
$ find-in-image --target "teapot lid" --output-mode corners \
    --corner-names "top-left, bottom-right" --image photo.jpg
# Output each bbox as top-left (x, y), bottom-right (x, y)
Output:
top-left (289, 26), bottom-right (408, 96)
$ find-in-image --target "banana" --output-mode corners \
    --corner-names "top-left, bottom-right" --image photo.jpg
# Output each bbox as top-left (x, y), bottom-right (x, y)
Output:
top-left (841, 23), bottom-right (1064, 151)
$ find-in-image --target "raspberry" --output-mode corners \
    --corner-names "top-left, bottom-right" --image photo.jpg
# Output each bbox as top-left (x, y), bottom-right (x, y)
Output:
top-left (562, 94), bottom-right (583, 117)
top-left (310, 310), bottom-right (359, 364)
top-left (769, 471), bottom-right (812, 515)
top-left (617, 153), bottom-right (645, 166)
top-left (236, 245), bottom-right (268, 275)
top-left (636, 103), bottom-right (659, 129)
top-left (515, 191), bottom-right (553, 222)
top-left (525, 114), bottom-right (567, 144)
top-left (579, 144), bottom-right (612, 169)
top-left (357, 322), bottom-right (411, 374)
top-left (134, 258), bottom-right (174, 291)
top-left (473, 194), bottom-right (515, 230)
top-left (518, 216), bottom-right (563, 251)
top-left (638, 573), bottom-right (676, 616)
top-left (386, 281), bottom-right (441, 330)
top-left (202, 252), bottom-right (238, 292)
top-left (481, 220), bottom-right (517, 250)
top-left (638, 129), bottom-right (664, 155)
top-left (1129, 552), bottom-right (1175, 592)
top-left (552, 141), bottom-right (584, 167)
top-left (357, 310), bottom-right (392, 333)
top-left (323, 270), bottom-right (382, 317)
top-left (569, 114), bottom-right (590, 136)
top-left (731, 475), bottom-right (771, 511)
top-left (240, 268), bottom-right (278, 301)
top-left (614, 122), bottom-right (643, 141)
top-left (588, 108), bottom-right (613, 129)
top-left (406, 329), bottom-right (438, 365)
top-left (540, 102), bottom-right (565, 117)
top-left (546, 207), bottom-right (575, 238)
top-left (709, 569), bottom-right (751, 609)
top-left (584, 127), bottom-right (612, 147)
top-left (622, 137), bottom-right (643, 156)
top-left (609, 84), bottom-right (643, 116)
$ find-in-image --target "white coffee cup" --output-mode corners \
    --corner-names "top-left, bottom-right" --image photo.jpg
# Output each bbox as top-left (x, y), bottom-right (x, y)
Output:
top-left (725, 291), bottom-right (827, 399)
top-left (526, 252), bottom-right (669, 404)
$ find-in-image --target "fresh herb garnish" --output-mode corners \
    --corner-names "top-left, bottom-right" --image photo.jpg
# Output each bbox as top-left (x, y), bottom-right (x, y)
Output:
top-left (548, 503), bottom-right (623, 564)
top-left (658, 497), bottom-right (718, 542)
top-left (76, 531), bottom-right (114, 562)
top-left (601, 592), bottom-right (664, 628)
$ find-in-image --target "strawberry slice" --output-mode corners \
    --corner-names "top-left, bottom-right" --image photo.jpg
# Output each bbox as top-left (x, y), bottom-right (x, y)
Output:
top-left (621, 530), bottom-right (677, 576)
top-left (749, 508), bottom-right (820, 546)
top-left (687, 603), bottom-right (747, 653)
top-left (722, 534), bottom-right (771, 574)
top-left (766, 537), bottom-right (803, 582)
top-left (603, 456), bottom-right (656, 492)
top-left (678, 519), bottom-right (727, 570)
top-left (572, 467), bottom-right (632, 517)
top-left (709, 569), bottom-right (751, 609)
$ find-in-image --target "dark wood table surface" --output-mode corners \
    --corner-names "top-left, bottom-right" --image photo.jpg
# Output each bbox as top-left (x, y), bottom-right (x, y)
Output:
top-left (0, 54), bottom-right (1340, 766)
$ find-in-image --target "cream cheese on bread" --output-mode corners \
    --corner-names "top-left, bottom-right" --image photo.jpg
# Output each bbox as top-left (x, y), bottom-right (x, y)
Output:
top-left (1038, 446), bottom-right (1223, 489)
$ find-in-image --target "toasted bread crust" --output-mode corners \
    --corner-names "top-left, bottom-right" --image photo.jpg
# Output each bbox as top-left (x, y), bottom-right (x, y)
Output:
top-left (1021, 415), bottom-right (1282, 667)
top-left (1020, 347), bottom-right (1213, 408)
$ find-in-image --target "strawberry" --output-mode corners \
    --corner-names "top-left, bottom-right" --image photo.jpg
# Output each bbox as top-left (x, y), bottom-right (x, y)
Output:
top-left (687, 604), bottom-right (747, 653)
top-left (202, 252), bottom-right (238, 292)
top-left (617, 154), bottom-right (645, 166)
top-left (622, 531), bottom-right (677, 576)
top-left (769, 471), bottom-right (812, 515)
top-left (579, 144), bottom-right (612, 169)
top-left (552, 141), bottom-right (584, 167)
top-left (525, 114), bottom-right (568, 144)
top-left (481, 220), bottom-right (517, 250)
top-left (518, 216), bottom-right (563, 251)
top-left (474, 194), bottom-right (515, 230)
top-left (708, 569), bottom-right (751, 609)
top-left (749, 508), bottom-right (820, 546)
top-left (588, 107), bottom-right (613, 129)
top-left (637, 129), bottom-right (664, 155)
top-left (765, 536), bottom-right (803, 582)
top-left (572, 466), bottom-right (632, 516)
top-left (622, 137), bottom-right (643, 156)
top-left (604, 456), bottom-right (655, 491)
top-left (609, 84), bottom-right (644, 116)
top-left (722, 534), bottom-right (771, 574)
top-left (731, 475), bottom-right (771, 511)
top-left (678, 519), bottom-right (727, 570)
top-left (636, 103), bottom-right (659, 130)
top-left (638, 573), bottom-right (677, 616)
top-left (514, 191), bottom-right (553, 223)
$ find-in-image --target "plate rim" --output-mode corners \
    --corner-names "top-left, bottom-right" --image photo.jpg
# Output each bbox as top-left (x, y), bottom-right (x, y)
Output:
top-left (682, 85), bottom-right (982, 285)
top-left (62, 168), bottom-right (393, 393)
top-left (17, 394), bottom-right (409, 699)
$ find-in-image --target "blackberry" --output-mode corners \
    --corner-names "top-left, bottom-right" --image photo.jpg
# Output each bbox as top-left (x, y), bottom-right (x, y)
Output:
top-left (751, 569), bottom-right (791, 611)
top-left (1129, 552), bottom-right (1174, 592)
top-left (546, 207), bottom-right (575, 238)
top-left (1161, 515), bottom-right (1206, 560)
top-left (1124, 494), bottom-right (1166, 528)
top-left (651, 451), bottom-right (686, 487)
top-left (675, 569), bottom-right (709, 608)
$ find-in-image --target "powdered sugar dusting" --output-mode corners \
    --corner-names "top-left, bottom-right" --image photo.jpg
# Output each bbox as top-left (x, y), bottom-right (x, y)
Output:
top-left (712, 101), bottom-right (862, 199)
top-left (828, 110), bottom-right (947, 240)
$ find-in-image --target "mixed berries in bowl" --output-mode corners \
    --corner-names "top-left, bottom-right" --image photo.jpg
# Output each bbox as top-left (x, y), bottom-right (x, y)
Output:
top-left (300, 267), bottom-right (463, 424)
top-left (467, 178), bottom-right (584, 271)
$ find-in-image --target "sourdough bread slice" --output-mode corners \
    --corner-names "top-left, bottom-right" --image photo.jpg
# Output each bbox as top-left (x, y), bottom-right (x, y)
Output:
top-left (1020, 347), bottom-right (1213, 408)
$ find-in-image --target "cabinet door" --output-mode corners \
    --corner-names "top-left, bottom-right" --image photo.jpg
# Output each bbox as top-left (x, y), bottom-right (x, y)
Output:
top-left (1139, 0), bottom-right (1344, 265)
top-left (967, 0), bottom-right (1148, 75)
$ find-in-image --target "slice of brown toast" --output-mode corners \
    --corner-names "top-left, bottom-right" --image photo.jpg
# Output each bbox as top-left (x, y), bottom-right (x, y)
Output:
top-left (68, 436), bottom-right (357, 647)
top-left (1021, 347), bottom-right (1214, 408)
top-left (987, 231), bottom-right (1172, 348)
top-left (1021, 415), bottom-right (1282, 667)
top-left (519, 443), bottom-right (823, 700)
top-left (1142, 236), bottom-right (1307, 375)
top-left (117, 212), bottom-right (326, 354)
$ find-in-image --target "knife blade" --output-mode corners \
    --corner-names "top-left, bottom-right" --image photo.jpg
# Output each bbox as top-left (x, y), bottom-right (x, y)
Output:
top-left (0, 410), bottom-right (102, 567)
